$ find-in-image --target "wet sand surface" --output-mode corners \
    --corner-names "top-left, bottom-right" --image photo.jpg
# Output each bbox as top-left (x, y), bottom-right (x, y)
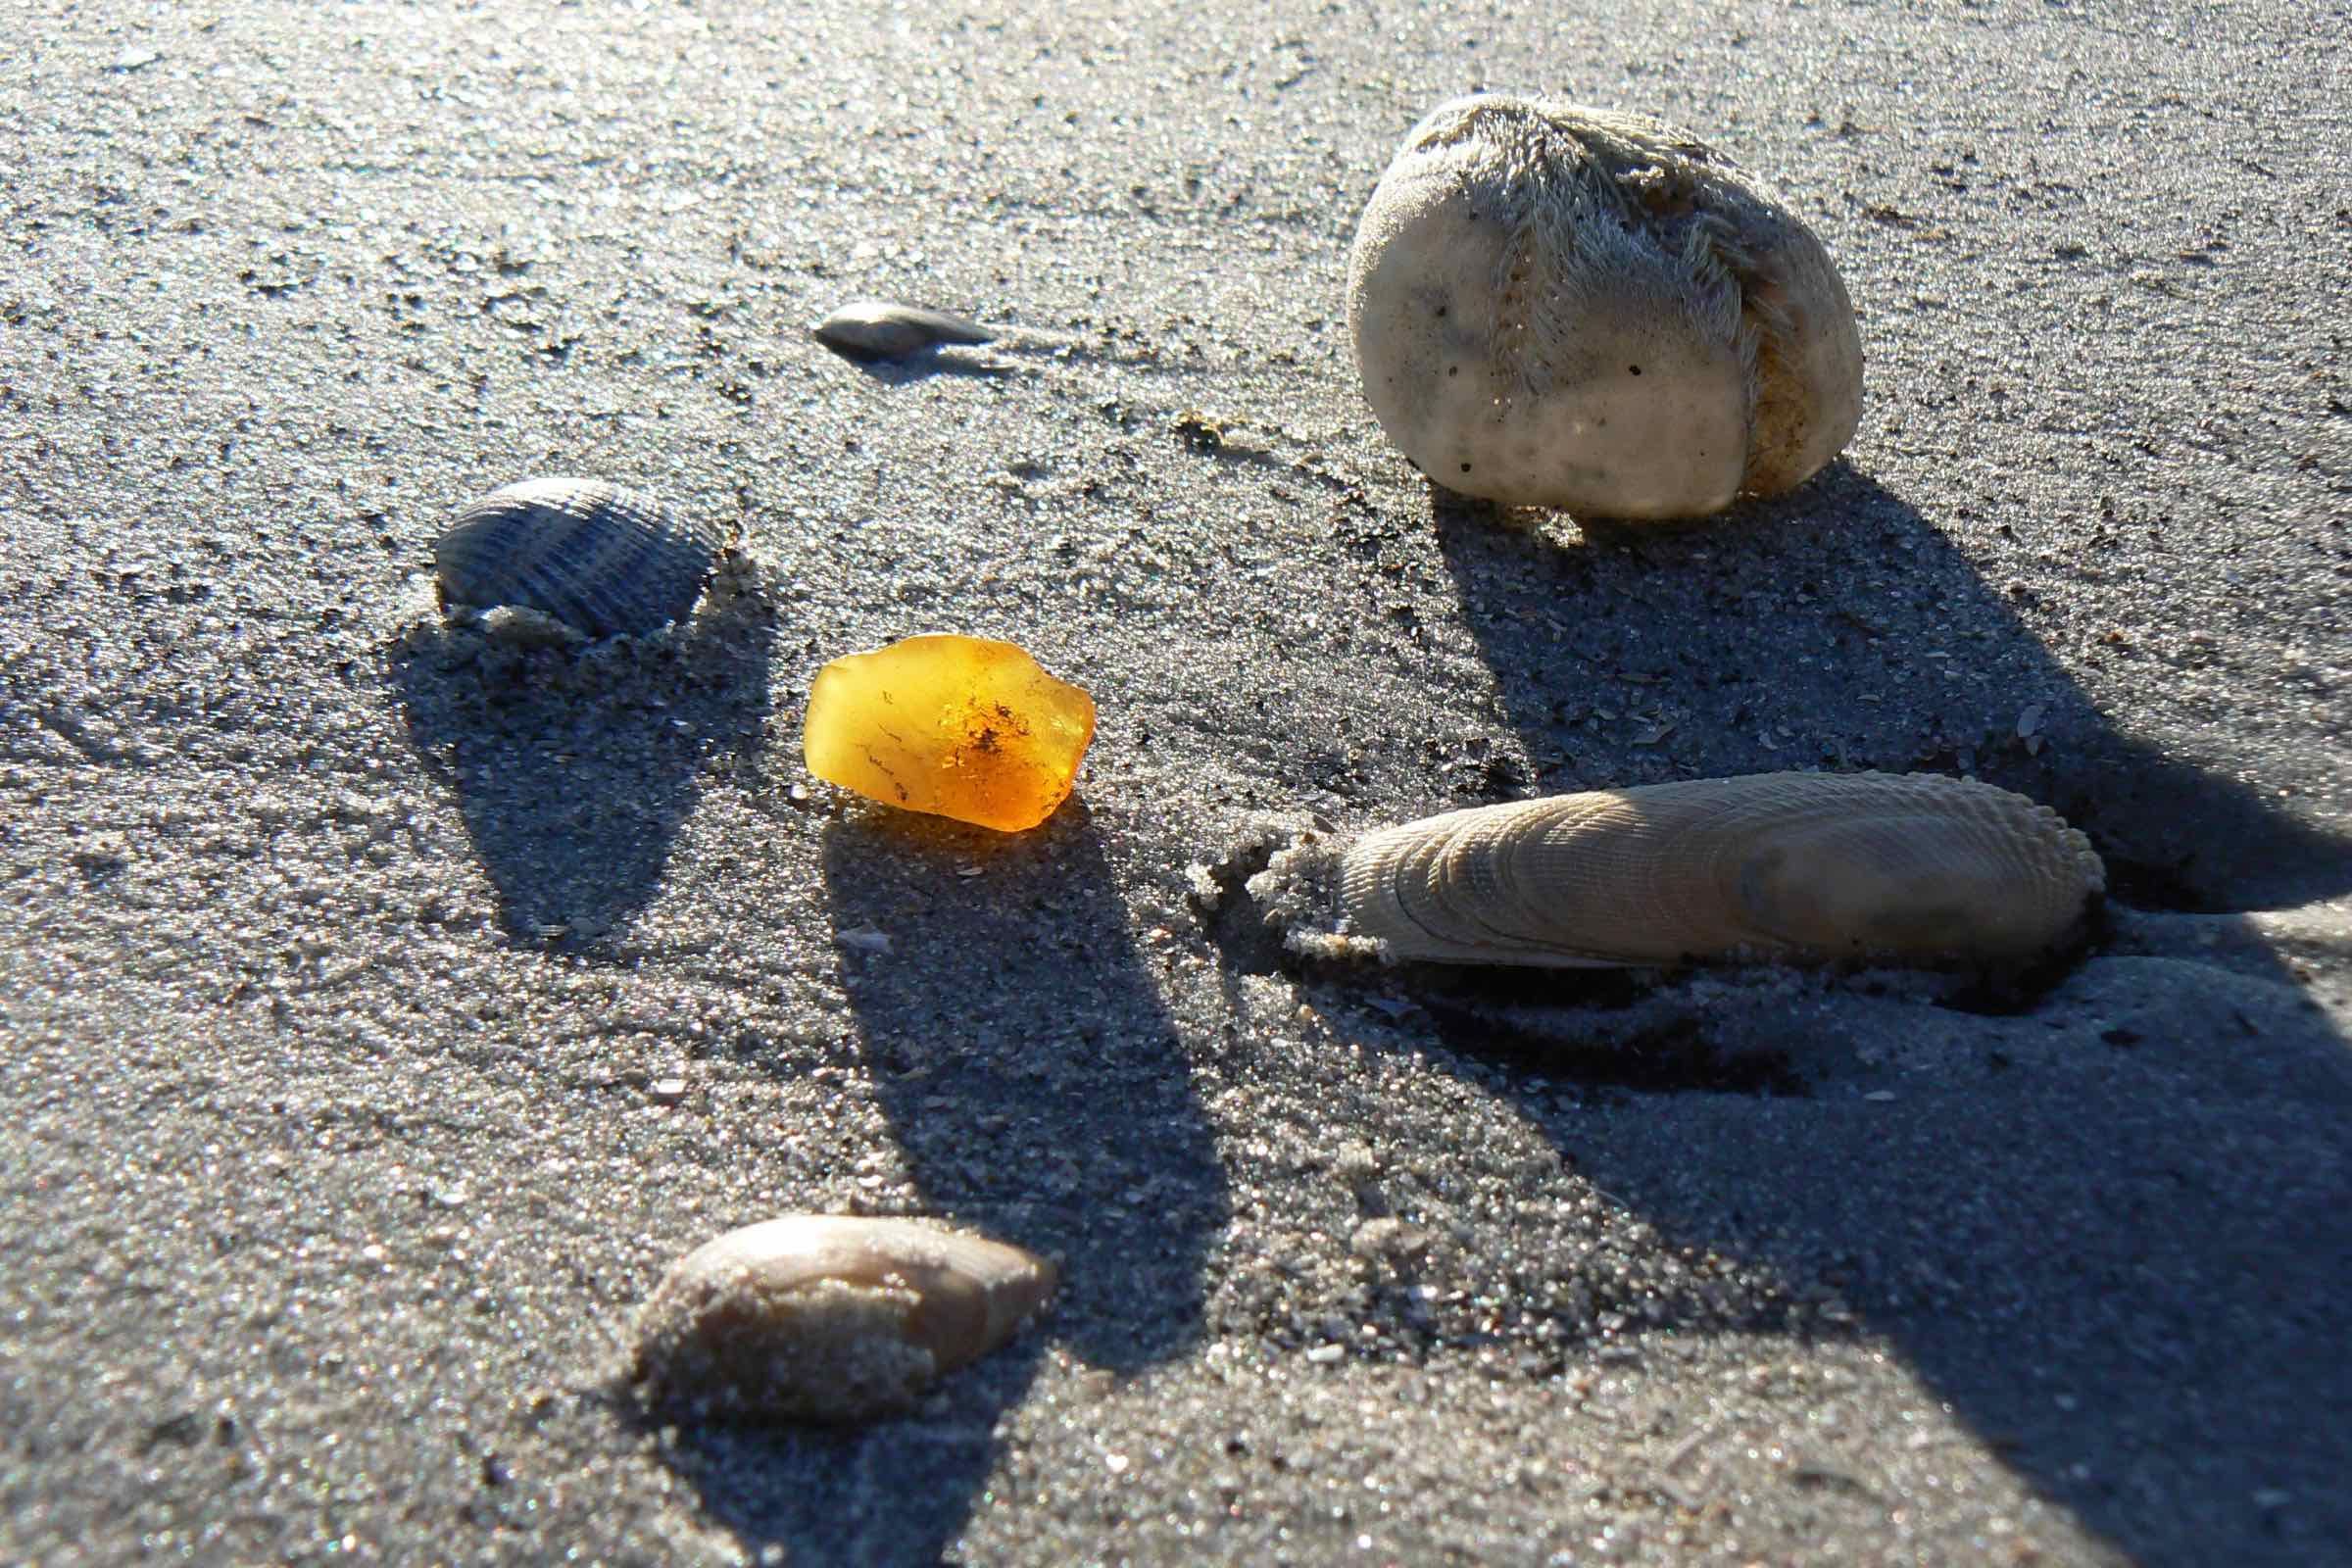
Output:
top-left (4, 3), bottom-right (2350, 1563)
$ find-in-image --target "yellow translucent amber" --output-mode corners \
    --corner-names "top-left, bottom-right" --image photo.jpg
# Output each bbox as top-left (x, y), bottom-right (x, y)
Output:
top-left (803, 634), bottom-right (1097, 832)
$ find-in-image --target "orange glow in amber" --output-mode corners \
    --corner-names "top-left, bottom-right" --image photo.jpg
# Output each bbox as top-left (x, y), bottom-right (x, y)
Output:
top-left (802, 634), bottom-right (1097, 833)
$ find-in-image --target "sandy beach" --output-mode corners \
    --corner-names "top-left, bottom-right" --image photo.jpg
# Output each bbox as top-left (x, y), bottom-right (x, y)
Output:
top-left (5, 2), bottom-right (2350, 1563)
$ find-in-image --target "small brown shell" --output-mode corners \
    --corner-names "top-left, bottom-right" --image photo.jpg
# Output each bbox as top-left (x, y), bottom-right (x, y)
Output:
top-left (432, 477), bottom-right (724, 638)
top-left (812, 299), bottom-right (997, 361)
top-left (630, 1215), bottom-right (1057, 1424)
top-left (1340, 772), bottom-right (2104, 968)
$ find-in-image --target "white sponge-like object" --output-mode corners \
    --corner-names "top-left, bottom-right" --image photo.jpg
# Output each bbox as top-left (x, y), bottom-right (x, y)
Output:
top-left (1347, 96), bottom-right (1864, 518)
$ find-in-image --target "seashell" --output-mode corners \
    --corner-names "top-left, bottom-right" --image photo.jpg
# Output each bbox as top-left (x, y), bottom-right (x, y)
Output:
top-left (812, 299), bottom-right (998, 361)
top-left (1346, 94), bottom-right (1864, 517)
top-left (630, 1214), bottom-right (1057, 1425)
top-left (433, 477), bottom-right (725, 638)
top-left (803, 633), bottom-right (1097, 833)
top-left (1340, 772), bottom-right (2103, 968)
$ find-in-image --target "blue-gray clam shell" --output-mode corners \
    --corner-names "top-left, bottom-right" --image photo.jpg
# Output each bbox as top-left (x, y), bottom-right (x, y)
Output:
top-left (432, 478), bottom-right (724, 637)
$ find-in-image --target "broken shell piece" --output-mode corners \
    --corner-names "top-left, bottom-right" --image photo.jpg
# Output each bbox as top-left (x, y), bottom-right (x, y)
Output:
top-left (631, 1215), bottom-right (1057, 1424)
top-left (803, 634), bottom-right (1096, 832)
top-left (432, 478), bottom-right (725, 638)
top-left (1341, 772), bottom-right (2103, 968)
top-left (1346, 94), bottom-right (1864, 516)
top-left (812, 299), bottom-right (998, 361)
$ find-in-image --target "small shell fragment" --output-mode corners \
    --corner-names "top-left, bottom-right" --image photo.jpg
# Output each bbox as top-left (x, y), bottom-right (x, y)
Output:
top-left (432, 477), bottom-right (724, 638)
top-left (1340, 771), bottom-right (2103, 968)
top-left (803, 634), bottom-right (1097, 833)
top-left (1346, 95), bottom-right (1864, 516)
top-left (812, 299), bottom-right (997, 361)
top-left (630, 1215), bottom-right (1057, 1425)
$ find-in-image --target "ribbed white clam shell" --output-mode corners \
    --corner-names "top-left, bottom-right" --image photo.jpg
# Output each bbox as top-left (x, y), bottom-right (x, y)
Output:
top-left (1340, 772), bottom-right (2104, 968)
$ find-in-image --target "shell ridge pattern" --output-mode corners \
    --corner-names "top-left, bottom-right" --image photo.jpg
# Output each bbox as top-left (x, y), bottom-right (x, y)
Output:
top-left (1544, 789), bottom-right (1747, 965)
top-left (1507, 796), bottom-right (1659, 962)
top-left (1344, 810), bottom-right (1493, 962)
top-left (434, 477), bottom-right (723, 638)
top-left (1393, 814), bottom-right (1489, 956)
top-left (1449, 802), bottom-right (1555, 949)
top-left (1433, 801), bottom-right (1576, 958)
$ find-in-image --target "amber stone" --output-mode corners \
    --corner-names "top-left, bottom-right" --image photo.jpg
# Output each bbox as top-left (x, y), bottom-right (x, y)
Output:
top-left (803, 634), bottom-right (1097, 832)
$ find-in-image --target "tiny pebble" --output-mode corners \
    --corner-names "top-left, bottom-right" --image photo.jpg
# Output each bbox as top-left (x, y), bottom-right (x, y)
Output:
top-left (1306, 1344), bottom-right (1346, 1364)
top-left (649, 1076), bottom-right (689, 1103)
top-left (1863, 1090), bottom-right (1898, 1102)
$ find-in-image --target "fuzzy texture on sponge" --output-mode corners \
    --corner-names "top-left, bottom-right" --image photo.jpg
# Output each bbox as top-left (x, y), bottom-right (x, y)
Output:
top-left (1347, 96), bottom-right (1863, 517)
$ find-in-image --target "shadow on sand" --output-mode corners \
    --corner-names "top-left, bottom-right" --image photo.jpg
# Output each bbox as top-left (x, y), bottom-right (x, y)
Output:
top-left (387, 574), bottom-right (776, 949)
top-left (1544, 948), bottom-right (2352, 1567)
top-left (646, 799), bottom-right (1230, 1564)
top-left (1417, 463), bottom-right (2349, 911)
top-left (819, 344), bottom-right (1022, 386)
top-left (1303, 466), bottom-right (2352, 1564)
